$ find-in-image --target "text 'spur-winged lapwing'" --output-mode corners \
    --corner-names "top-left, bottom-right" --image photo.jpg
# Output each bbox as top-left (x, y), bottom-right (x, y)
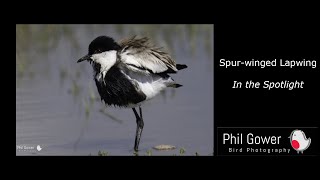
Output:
top-left (77, 36), bottom-right (187, 151)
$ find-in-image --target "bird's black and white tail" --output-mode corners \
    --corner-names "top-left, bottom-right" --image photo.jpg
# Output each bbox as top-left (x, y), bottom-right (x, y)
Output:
top-left (168, 64), bottom-right (187, 88)
top-left (169, 83), bottom-right (183, 88)
top-left (176, 64), bottom-right (188, 70)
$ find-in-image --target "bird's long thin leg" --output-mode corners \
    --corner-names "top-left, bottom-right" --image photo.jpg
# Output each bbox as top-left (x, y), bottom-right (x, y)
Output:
top-left (132, 107), bottom-right (144, 152)
top-left (139, 106), bottom-right (143, 120)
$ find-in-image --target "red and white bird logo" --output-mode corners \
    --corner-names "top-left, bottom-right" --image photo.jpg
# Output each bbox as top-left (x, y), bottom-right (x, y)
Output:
top-left (289, 130), bottom-right (311, 154)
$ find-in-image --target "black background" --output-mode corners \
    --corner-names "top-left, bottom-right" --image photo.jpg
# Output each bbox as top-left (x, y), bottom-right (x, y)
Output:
top-left (214, 23), bottom-right (319, 155)
top-left (13, 6), bottom-right (319, 174)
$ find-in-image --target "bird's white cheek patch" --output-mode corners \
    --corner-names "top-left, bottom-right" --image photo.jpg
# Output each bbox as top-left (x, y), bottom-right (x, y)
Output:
top-left (92, 50), bottom-right (117, 72)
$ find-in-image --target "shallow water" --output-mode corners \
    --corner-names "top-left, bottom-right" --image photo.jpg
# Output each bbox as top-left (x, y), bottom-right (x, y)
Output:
top-left (16, 24), bottom-right (214, 156)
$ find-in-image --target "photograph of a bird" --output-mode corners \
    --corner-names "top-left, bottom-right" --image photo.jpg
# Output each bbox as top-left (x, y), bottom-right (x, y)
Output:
top-left (77, 36), bottom-right (187, 151)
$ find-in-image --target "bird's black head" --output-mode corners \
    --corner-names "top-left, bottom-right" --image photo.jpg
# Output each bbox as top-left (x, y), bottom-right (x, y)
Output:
top-left (77, 36), bottom-right (121, 63)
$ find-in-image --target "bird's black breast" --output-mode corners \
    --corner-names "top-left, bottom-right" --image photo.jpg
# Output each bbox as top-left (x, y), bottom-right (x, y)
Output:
top-left (94, 65), bottom-right (146, 107)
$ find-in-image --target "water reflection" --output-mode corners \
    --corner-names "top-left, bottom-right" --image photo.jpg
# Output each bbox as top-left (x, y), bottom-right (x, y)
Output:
top-left (16, 24), bottom-right (213, 156)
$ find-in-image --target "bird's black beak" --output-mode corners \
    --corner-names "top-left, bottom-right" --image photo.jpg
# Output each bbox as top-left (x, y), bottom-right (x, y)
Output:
top-left (77, 54), bottom-right (91, 63)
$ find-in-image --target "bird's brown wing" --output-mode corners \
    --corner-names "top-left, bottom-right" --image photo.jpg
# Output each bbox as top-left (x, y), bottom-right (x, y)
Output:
top-left (118, 36), bottom-right (178, 74)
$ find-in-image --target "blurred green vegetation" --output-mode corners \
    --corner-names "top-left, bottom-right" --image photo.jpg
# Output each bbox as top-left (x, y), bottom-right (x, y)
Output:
top-left (16, 24), bottom-right (213, 78)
